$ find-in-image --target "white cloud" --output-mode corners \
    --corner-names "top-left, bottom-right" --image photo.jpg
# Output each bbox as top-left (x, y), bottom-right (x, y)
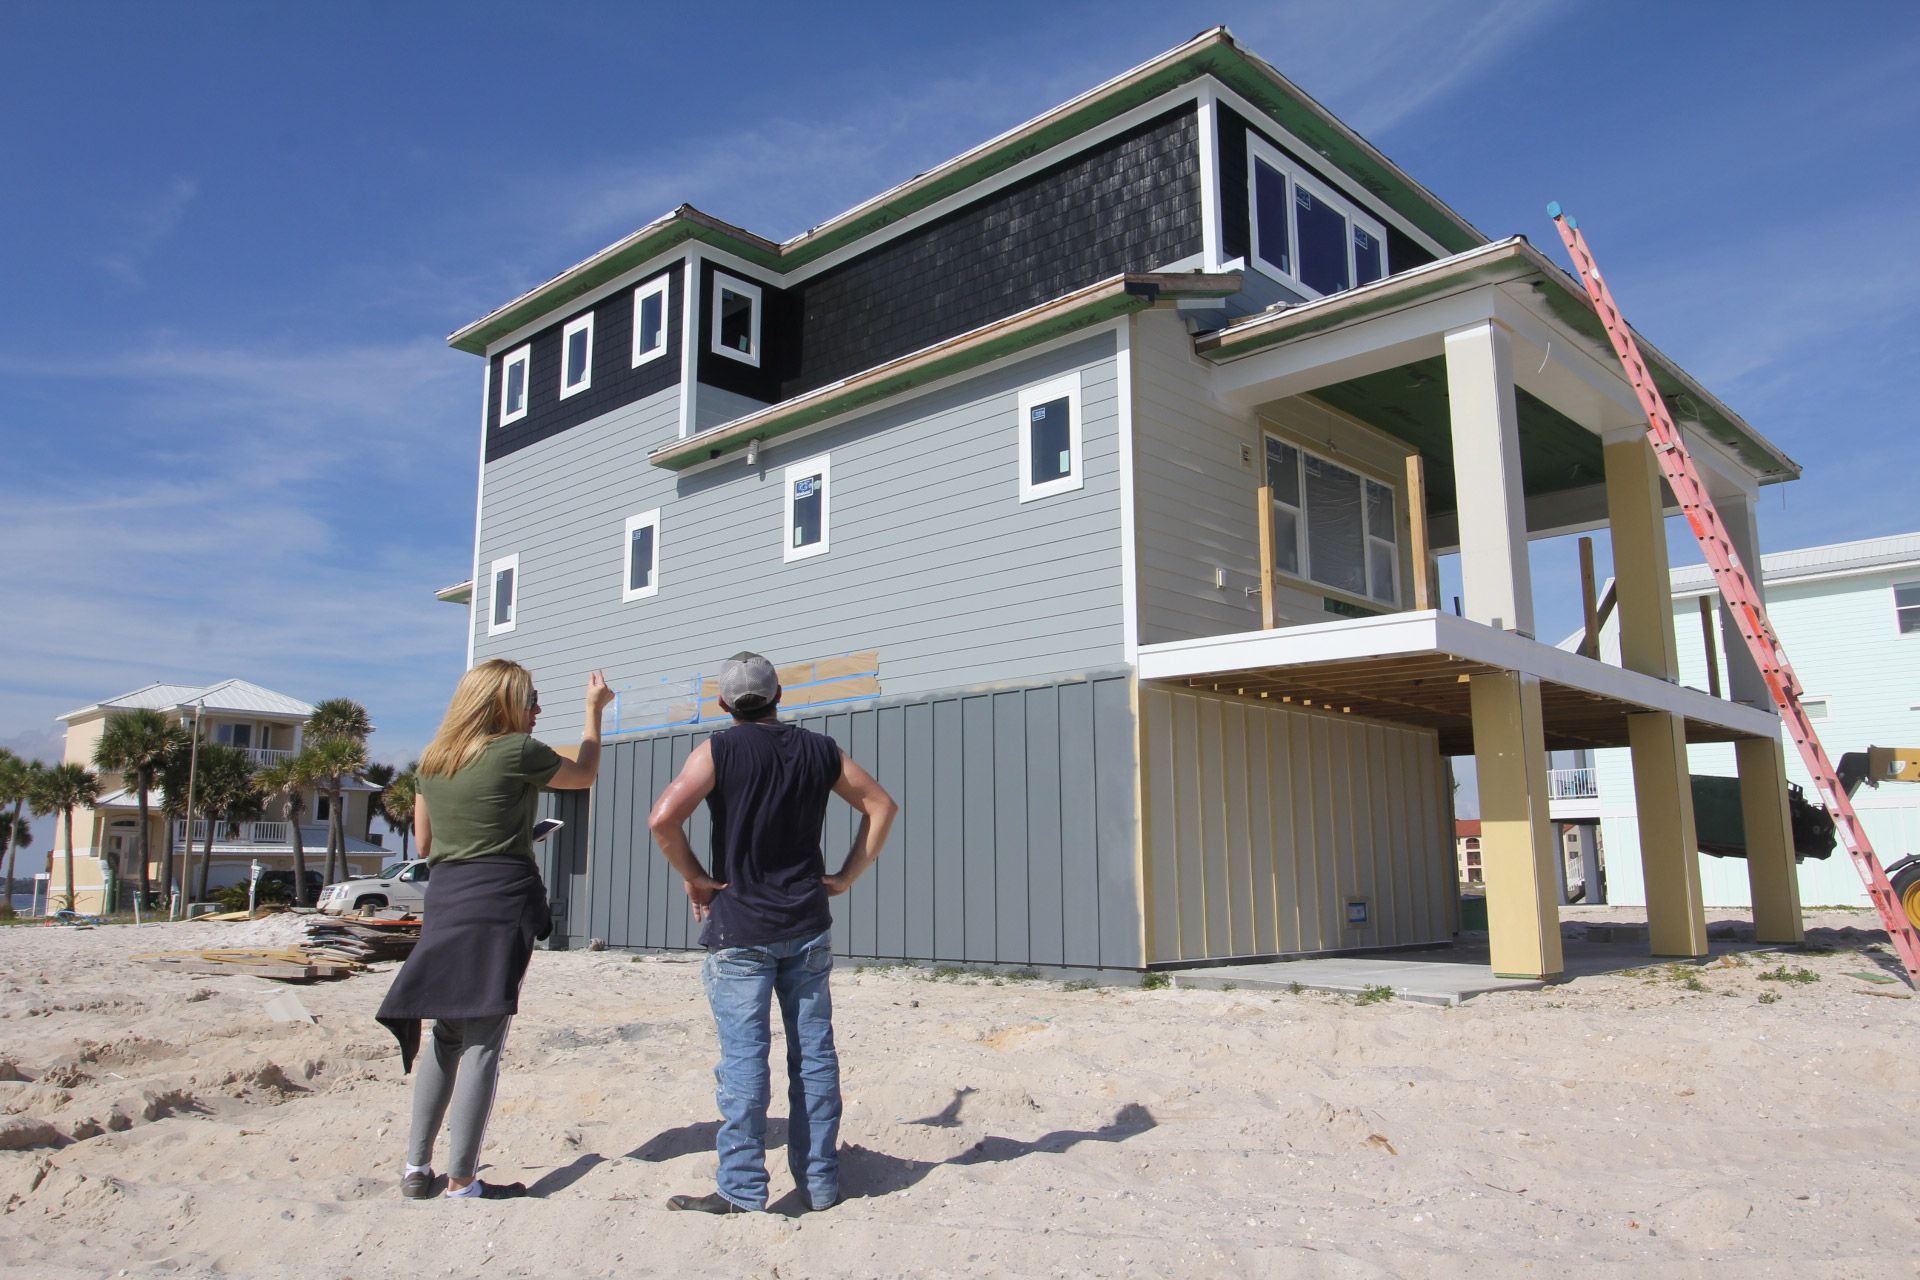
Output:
top-left (95, 176), bottom-right (199, 287)
top-left (0, 333), bottom-right (476, 764)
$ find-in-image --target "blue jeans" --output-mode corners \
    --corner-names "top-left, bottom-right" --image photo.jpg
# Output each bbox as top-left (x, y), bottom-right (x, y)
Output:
top-left (701, 929), bottom-right (841, 1211)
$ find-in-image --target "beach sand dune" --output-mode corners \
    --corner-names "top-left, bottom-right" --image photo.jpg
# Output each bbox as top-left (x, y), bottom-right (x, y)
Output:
top-left (1, 910), bottom-right (1915, 1278)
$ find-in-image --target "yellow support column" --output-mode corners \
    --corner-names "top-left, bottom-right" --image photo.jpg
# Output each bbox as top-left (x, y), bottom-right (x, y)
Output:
top-left (1626, 712), bottom-right (1710, 956)
top-left (1712, 485), bottom-right (1806, 944)
top-left (1471, 672), bottom-right (1564, 980)
top-left (1605, 436), bottom-right (1708, 958)
top-left (1738, 737), bottom-right (1804, 944)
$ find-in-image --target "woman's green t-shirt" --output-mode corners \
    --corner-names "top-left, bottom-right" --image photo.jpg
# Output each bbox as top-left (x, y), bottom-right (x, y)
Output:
top-left (418, 733), bottom-right (564, 865)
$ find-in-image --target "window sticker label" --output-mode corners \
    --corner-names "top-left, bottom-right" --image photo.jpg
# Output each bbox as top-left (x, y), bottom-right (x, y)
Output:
top-left (1058, 449), bottom-right (1071, 471)
top-left (1031, 405), bottom-right (1048, 424)
top-left (794, 476), bottom-right (815, 499)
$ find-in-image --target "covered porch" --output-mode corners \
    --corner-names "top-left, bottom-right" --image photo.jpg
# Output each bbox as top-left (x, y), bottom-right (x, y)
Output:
top-left (1172, 236), bottom-right (1805, 979)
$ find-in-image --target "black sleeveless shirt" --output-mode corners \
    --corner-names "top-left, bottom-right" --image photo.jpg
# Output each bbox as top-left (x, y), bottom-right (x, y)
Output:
top-left (700, 719), bottom-right (844, 949)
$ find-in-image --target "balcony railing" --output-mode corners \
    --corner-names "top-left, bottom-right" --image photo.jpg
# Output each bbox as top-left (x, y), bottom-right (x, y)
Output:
top-left (1548, 767), bottom-right (1599, 800)
top-left (244, 747), bottom-right (292, 767)
top-left (171, 820), bottom-right (292, 845)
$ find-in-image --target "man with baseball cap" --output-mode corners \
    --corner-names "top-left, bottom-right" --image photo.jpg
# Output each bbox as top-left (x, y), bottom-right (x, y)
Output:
top-left (648, 651), bottom-right (898, 1214)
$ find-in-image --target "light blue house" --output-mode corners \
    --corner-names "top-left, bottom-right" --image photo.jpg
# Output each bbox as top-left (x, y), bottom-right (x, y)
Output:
top-left (1585, 532), bottom-right (1920, 909)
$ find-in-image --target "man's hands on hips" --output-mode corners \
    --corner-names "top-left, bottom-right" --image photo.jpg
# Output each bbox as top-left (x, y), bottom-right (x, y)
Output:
top-left (821, 872), bottom-right (851, 897)
top-left (683, 874), bottom-right (727, 921)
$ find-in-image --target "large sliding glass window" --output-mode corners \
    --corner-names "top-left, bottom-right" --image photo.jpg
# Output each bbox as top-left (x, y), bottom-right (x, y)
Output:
top-left (1264, 435), bottom-right (1399, 605)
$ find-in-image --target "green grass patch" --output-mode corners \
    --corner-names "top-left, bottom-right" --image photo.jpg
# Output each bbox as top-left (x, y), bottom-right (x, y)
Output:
top-left (1139, 971), bottom-right (1171, 991)
top-left (1355, 984), bottom-right (1395, 1005)
top-left (1758, 965), bottom-right (1820, 984)
top-left (1757, 990), bottom-right (1781, 1004)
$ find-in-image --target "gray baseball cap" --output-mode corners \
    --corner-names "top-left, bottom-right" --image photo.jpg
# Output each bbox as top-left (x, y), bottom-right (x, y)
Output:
top-left (717, 651), bottom-right (779, 713)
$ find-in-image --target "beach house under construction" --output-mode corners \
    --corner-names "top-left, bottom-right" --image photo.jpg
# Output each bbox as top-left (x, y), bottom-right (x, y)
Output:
top-left (445, 28), bottom-right (1805, 976)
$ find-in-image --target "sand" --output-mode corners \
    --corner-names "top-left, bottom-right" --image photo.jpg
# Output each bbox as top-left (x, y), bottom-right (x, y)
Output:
top-left (1, 909), bottom-right (1916, 1278)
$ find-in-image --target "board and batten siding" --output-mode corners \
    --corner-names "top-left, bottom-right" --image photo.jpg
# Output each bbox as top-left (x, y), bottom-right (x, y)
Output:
top-left (1139, 684), bottom-right (1455, 964)
top-left (542, 673), bottom-right (1143, 968)
top-left (1129, 310), bottom-right (1417, 647)
top-left (472, 331), bottom-right (1126, 743)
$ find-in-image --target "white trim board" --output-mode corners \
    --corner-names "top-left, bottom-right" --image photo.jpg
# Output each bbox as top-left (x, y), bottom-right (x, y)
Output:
top-left (1134, 609), bottom-right (1781, 740)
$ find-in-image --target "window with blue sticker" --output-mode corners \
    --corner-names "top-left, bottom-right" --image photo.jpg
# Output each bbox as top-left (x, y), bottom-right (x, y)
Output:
top-left (623, 509), bottom-right (660, 601)
top-left (784, 455), bottom-right (830, 562)
top-left (1016, 373), bottom-right (1084, 503)
top-left (1247, 135), bottom-right (1391, 301)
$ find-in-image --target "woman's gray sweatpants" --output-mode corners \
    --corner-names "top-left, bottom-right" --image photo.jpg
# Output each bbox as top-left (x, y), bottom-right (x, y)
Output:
top-left (407, 1014), bottom-right (512, 1179)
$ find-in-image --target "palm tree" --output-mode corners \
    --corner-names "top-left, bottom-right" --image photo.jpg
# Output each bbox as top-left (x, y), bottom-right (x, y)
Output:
top-left (257, 749), bottom-right (323, 904)
top-left (93, 709), bottom-right (190, 909)
top-left (3, 814), bottom-right (31, 912)
top-left (362, 761), bottom-right (396, 840)
top-left (182, 745), bottom-right (254, 904)
top-left (32, 763), bottom-right (100, 913)
top-left (306, 698), bottom-right (372, 884)
top-left (307, 736), bottom-right (366, 884)
top-left (380, 763), bottom-right (419, 857)
top-left (0, 750), bottom-right (38, 902)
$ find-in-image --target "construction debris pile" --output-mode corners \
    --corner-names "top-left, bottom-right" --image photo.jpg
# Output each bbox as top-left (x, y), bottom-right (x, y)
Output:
top-left (135, 911), bottom-right (420, 983)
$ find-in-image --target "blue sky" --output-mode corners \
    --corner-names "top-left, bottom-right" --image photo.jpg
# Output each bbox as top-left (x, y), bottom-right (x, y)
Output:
top-left (3, 0), bottom-right (1917, 773)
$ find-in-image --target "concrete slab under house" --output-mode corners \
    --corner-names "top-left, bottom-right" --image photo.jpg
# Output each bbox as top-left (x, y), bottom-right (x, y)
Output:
top-left (445, 27), bottom-right (1804, 980)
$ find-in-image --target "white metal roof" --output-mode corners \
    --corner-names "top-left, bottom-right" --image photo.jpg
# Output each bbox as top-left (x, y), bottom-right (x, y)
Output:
top-left (1669, 531), bottom-right (1920, 595)
top-left (59, 678), bottom-right (316, 723)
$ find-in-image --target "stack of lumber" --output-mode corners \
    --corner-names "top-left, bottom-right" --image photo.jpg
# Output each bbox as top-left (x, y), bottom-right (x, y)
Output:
top-left (132, 947), bottom-right (358, 982)
top-left (299, 915), bottom-right (420, 965)
top-left (135, 915), bottom-right (420, 983)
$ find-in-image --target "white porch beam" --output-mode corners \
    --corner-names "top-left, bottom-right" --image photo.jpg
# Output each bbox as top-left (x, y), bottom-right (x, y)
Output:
top-left (1210, 286), bottom-right (1504, 409)
top-left (1444, 318), bottom-right (1535, 636)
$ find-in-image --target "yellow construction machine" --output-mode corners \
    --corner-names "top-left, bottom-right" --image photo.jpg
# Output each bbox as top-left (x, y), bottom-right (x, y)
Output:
top-left (1837, 747), bottom-right (1920, 928)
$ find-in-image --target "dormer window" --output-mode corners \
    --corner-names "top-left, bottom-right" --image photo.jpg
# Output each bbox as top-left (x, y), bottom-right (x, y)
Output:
top-left (1249, 135), bottom-right (1387, 299)
top-left (712, 273), bottom-right (762, 367)
top-left (561, 313), bottom-right (594, 398)
top-left (500, 345), bottom-right (530, 426)
top-left (633, 276), bottom-right (670, 367)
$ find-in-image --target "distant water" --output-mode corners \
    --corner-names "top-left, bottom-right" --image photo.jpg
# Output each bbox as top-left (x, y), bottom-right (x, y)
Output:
top-left (8, 891), bottom-right (38, 916)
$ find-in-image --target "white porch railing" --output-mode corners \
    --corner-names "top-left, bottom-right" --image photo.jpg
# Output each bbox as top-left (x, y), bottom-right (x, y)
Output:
top-left (245, 747), bottom-right (293, 767)
top-left (1548, 767), bottom-right (1599, 800)
top-left (171, 820), bottom-right (292, 845)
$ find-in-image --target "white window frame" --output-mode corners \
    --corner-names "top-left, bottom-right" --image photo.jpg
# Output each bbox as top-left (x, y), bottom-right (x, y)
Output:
top-left (631, 276), bottom-right (671, 368)
top-left (499, 344), bottom-right (531, 426)
top-left (1247, 134), bottom-right (1388, 300)
top-left (622, 509), bottom-right (661, 601)
top-left (488, 553), bottom-right (519, 635)
top-left (783, 454), bottom-right (830, 563)
top-left (560, 313), bottom-right (594, 399)
top-left (1262, 431), bottom-right (1401, 607)
top-left (1015, 372), bottom-right (1085, 504)
top-left (1895, 579), bottom-right (1920, 636)
top-left (711, 272), bottom-right (763, 368)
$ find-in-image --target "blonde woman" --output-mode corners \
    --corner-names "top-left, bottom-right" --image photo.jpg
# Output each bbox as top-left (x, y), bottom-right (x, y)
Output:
top-left (376, 658), bottom-right (612, 1200)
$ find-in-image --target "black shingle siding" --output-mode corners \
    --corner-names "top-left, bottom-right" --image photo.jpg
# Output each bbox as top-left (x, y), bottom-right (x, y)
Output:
top-left (778, 106), bottom-right (1202, 399)
top-left (486, 264), bottom-right (683, 462)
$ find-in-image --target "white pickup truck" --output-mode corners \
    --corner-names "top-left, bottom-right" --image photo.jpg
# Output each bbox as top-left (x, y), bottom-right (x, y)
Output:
top-left (318, 859), bottom-right (430, 916)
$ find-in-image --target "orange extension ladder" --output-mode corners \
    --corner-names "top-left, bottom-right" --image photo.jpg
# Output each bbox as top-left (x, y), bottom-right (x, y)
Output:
top-left (1546, 203), bottom-right (1920, 986)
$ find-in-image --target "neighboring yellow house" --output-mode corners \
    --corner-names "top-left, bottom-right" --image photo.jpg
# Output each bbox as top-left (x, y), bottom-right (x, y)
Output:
top-left (46, 680), bottom-right (385, 912)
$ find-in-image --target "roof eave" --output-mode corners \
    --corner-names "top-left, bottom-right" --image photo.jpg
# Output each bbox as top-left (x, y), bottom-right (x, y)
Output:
top-left (1197, 239), bottom-right (1798, 484)
top-left (648, 271), bottom-right (1241, 471)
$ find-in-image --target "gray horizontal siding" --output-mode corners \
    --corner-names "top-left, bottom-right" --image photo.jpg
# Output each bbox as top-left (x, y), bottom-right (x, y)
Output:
top-left (553, 672), bottom-right (1143, 968)
top-left (1129, 311), bottom-right (1417, 646)
top-left (694, 383), bottom-right (769, 434)
top-left (473, 332), bottom-right (1126, 742)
